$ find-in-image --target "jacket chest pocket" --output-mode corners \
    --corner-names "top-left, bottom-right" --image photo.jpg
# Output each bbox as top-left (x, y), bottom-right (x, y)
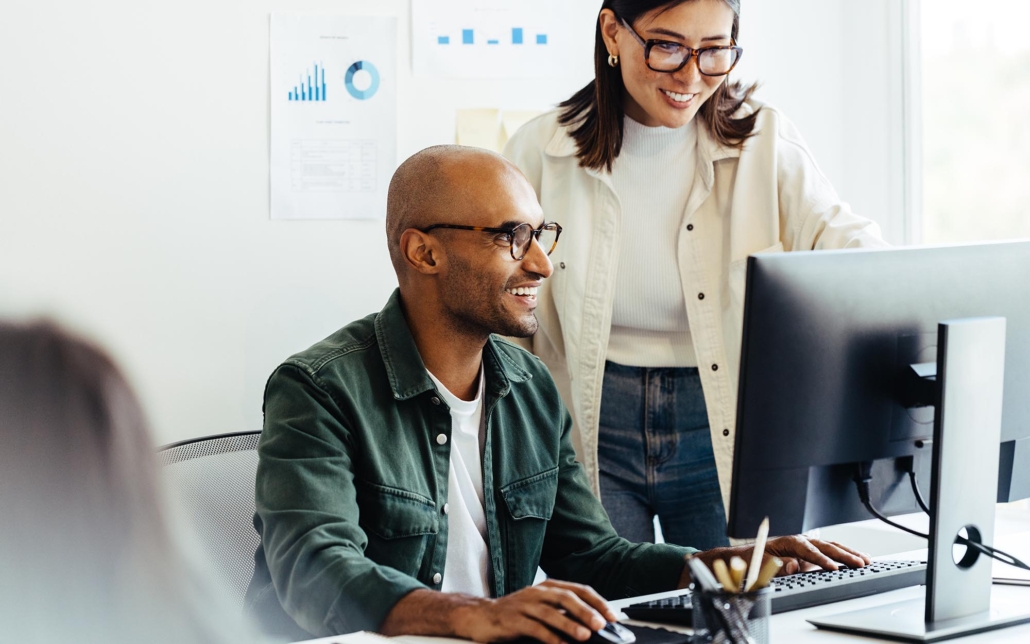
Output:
top-left (358, 481), bottom-right (438, 580)
top-left (499, 468), bottom-right (558, 591)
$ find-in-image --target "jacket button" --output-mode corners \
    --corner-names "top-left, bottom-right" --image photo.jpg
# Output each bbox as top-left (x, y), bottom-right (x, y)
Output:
top-left (723, 428), bottom-right (730, 437)
top-left (430, 396), bottom-right (441, 406)
top-left (711, 364), bottom-right (719, 371)
top-left (443, 503), bottom-right (450, 515)
top-left (686, 224), bottom-right (694, 231)
top-left (436, 433), bottom-right (448, 446)
top-left (432, 573), bottom-right (442, 585)
top-left (560, 262), bottom-right (566, 269)
top-left (698, 293), bottom-right (705, 300)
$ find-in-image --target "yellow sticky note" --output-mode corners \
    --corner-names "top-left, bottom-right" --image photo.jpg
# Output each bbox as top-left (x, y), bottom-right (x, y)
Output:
top-left (456, 108), bottom-right (504, 152)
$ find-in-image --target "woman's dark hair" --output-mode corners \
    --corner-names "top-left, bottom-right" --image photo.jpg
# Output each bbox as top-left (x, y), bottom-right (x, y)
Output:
top-left (0, 322), bottom-right (241, 643)
top-left (559, 0), bottom-right (759, 172)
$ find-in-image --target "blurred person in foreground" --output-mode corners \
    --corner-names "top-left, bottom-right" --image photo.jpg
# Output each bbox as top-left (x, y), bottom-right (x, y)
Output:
top-left (0, 322), bottom-right (248, 644)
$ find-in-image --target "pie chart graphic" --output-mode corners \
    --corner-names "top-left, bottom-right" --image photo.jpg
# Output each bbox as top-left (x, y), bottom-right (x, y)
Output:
top-left (344, 61), bottom-right (380, 100)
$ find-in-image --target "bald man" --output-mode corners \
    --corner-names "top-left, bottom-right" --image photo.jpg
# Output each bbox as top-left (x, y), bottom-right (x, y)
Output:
top-left (243, 146), bottom-right (871, 643)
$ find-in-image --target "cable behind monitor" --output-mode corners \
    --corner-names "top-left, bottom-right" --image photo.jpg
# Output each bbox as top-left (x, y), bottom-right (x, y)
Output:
top-left (853, 462), bottom-right (1030, 573)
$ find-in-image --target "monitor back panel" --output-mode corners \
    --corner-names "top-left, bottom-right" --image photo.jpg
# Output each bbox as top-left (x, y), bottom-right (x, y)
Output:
top-left (728, 241), bottom-right (1030, 537)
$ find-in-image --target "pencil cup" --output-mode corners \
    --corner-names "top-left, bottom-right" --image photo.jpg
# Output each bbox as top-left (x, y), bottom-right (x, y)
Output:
top-left (691, 587), bottom-right (771, 644)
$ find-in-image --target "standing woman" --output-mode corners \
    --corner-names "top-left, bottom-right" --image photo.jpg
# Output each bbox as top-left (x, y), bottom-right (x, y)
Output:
top-left (504, 0), bottom-right (886, 548)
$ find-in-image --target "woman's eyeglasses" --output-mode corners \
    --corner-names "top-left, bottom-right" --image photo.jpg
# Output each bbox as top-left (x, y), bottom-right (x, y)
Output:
top-left (419, 221), bottom-right (562, 261)
top-left (619, 17), bottom-right (743, 76)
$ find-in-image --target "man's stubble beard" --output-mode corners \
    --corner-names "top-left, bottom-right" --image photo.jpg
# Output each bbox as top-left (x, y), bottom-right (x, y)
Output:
top-left (443, 254), bottom-right (539, 339)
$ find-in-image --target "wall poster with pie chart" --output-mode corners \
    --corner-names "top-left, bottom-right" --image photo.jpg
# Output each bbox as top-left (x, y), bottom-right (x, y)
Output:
top-left (270, 14), bottom-right (397, 220)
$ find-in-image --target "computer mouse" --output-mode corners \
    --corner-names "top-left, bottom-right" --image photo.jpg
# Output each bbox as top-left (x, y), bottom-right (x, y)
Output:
top-left (588, 621), bottom-right (636, 644)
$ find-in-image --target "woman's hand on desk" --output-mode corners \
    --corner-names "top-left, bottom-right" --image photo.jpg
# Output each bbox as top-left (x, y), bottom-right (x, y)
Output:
top-left (680, 536), bottom-right (872, 587)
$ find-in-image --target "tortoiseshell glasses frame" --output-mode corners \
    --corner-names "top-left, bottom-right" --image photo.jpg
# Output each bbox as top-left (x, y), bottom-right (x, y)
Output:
top-left (419, 221), bottom-right (562, 261)
top-left (619, 16), bottom-right (743, 76)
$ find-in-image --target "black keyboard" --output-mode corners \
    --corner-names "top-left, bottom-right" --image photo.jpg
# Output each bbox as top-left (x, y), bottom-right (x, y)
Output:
top-left (622, 560), bottom-right (926, 625)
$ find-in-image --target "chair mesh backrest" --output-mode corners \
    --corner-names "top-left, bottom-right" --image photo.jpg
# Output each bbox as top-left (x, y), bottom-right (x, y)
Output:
top-left (158, 432), bottom-right (261, 608)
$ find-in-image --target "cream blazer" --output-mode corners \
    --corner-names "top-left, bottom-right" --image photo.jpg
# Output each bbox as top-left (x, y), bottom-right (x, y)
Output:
top-left (503, 100), bottom-right (889, 512)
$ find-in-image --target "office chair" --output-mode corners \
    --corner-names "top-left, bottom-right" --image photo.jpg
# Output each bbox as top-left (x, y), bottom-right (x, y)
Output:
top-left (158, 431), bottom-right (261, 609)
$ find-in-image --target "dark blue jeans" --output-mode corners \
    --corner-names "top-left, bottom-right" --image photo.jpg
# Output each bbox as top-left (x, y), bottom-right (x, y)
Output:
top-left (597, 361), bottom-right (729, 550)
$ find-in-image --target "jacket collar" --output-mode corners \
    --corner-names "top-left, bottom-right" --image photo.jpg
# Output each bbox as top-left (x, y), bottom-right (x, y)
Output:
top-left (374, 289), bottom-right (531, 401)
top-left (695, 112), bottom-right (743, 183)
top-left (482, 339), bottom-right (532, 398)
top-left (544, 122), bottom-right (579, 158)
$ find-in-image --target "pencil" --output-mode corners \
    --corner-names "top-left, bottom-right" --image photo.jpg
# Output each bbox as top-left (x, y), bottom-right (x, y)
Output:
top-left (712, 558), bottom-right (736, 592)
top-left (729, 556), bottom-right (747, 591)
top-left (754, 556), bottom-right (783, 589)
top-left (744, 516), bottom-right (769, 592)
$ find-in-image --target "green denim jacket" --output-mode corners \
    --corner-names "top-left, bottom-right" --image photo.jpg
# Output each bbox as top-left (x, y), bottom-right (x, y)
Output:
top-left (244, 290), bottom-right (696, 640)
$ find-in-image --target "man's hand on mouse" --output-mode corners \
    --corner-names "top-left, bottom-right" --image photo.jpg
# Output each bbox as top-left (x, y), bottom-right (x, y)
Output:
top-left (678, 535), bottom-right (874, 588)
top-left (457, 579), bottom-right (618, 644)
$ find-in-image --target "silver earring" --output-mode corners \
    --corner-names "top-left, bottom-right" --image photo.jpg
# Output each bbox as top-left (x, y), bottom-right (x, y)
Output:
top-left (608, 54), bottom-right (619, 68)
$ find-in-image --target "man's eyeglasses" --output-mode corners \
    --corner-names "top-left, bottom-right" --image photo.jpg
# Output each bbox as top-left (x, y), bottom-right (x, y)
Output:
top-left (419, 221), bottom-right (562, 261)
top-left (619, 17), bottom-right (743, 76)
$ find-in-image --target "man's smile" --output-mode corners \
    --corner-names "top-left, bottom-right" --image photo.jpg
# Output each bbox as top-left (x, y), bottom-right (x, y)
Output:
top-left (505, 285), bottom-right (539, 298)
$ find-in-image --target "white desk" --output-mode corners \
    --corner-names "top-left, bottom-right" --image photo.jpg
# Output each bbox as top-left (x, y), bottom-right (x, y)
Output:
top-left (299, 508), bottom-right (1030, 644)
top-left (615, 508), bottom-right (1030, 643)
top-left (609, 564), bottom-right (1030, 643)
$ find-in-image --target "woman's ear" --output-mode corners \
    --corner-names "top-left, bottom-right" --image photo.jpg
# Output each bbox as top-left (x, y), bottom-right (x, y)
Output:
top-left (599, 9), bottom-right (621, 59)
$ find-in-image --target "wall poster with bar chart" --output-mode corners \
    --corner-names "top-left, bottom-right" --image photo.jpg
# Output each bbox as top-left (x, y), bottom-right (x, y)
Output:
top-left (411, 0), bottom-right (575, 79)
top-left (270, 14), bottom-right (397, 220)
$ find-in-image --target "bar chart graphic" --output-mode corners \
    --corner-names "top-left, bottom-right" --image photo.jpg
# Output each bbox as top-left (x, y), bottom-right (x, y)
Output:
top-left (412, 0), bottom-right (572, 78)
top-left (288, 63), bottom-right (327, 102)
top-left (442, 26), bottom-right (547, 47)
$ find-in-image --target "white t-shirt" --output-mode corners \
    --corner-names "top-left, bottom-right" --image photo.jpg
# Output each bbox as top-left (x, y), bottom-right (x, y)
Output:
top-left (427, 366), bottom-right (491, 597)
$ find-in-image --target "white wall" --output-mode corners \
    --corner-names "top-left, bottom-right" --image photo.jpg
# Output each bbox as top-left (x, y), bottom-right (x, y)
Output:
top-left (0, 0), bottom-right (901, 445)
top-left (736, 0), bottom-right (847, 198)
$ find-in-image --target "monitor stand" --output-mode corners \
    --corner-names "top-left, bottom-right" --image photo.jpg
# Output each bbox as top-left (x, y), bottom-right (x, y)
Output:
top-left (809, 317), bottom-right (1030, 642)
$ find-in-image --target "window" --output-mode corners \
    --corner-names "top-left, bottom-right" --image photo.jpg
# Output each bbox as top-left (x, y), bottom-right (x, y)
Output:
top-left (916, 2), bottom-right (1030, 526)
top-left (920, 0), bottom-right (1030, 243)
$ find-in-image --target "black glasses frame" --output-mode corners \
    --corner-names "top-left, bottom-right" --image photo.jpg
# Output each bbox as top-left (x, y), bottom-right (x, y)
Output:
top-left (419, 221), bottom-right (563, 261)
top-left (619, 17), bottom-right (743, 76)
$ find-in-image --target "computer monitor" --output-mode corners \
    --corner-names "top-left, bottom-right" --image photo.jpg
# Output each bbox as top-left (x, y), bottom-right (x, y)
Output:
top-left (727, 241), bottom-right (1030, 540)
top-left (727, 241), bottom-right (1030, 638)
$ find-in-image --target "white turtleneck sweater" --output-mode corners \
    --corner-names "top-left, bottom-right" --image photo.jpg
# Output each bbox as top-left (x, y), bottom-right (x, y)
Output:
top-left (607, 115), bottom-right (699, 368)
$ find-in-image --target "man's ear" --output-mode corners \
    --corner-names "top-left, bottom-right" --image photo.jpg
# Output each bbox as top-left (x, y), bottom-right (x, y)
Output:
top-left (400, 228), bottom-right (443, 275)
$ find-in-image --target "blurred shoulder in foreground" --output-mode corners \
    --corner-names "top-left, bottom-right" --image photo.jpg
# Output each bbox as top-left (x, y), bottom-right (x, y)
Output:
top-left (0, 321), bottom-right (254, 644)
